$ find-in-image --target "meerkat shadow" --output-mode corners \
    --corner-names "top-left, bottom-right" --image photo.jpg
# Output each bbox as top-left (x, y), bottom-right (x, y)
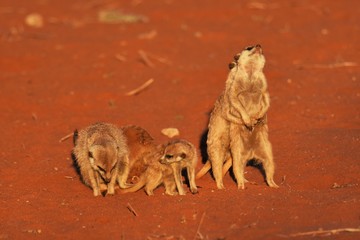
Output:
top-left (226, 159), bottom-right (266, 184)
top-left (70, 151), bottom-right (81, 177)
top-left (70, 129), bottom-right (82, 179)
top-left (199, 128), bottom-right (209, 164)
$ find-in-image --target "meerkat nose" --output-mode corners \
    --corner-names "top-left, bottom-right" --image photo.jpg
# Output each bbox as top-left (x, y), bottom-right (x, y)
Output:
top-left (255, 44), bottom-right (263, 54)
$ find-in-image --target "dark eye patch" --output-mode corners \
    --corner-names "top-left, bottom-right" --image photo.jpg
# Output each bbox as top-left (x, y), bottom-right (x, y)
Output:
top-left (165, 154), bottom-right (173, 159)
top-left (88, 151), bottom-right (94, 158)
top-left (245, 46), bottom-right (255, 51)
top-left (97, 165), bottom-right (106, 172)
top-left (180, 153), bottom-right (187, 159)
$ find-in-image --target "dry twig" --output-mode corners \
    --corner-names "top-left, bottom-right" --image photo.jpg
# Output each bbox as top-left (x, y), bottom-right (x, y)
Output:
top-left (115, 54), bottom-right (127, 62)
top-left (305, 62), bottom-right (358, 69)
top-left (59, 132), bottom-right (74, 143)
top-left (287, 227), bottom-right (360, 237)
top-left (194, 212), bottom-right (206, 240)
top-left (147, 52), bottom-right (172, 65)
top-left (125, 78), bottom-right (154, 96)
top-left (126, 203), bottom-right (138, 217)
top-left (138, 50), bottom-right (155, 67)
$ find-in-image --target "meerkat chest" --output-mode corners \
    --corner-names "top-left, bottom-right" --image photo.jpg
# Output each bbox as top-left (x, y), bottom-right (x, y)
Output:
top-left (238, 80), bottom-right (265, 116)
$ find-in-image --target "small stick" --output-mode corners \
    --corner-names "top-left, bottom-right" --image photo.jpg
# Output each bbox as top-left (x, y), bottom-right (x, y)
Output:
top-left (126, 203), bottom-right (138, 217)
top-left (280, 175), bottom-right (286, 185)
top-left (115, 54), bottom-right (126, 62)
top-left (125, 78), bottom-right (154, 96)
top-left (305, 62), bottom-right (357, 69)
top-left (138, 49), bottom-right (155, 67)
top-left (194, 212), bottom-right (206, 240)
top-left (288, 227), bottom-right (360, 237)
top-left (31, 113), bottom-right (38, 121)
top-left (59, 132), bottom-right (74, 143)
top-left (147, 52), bottom-right (172, 65)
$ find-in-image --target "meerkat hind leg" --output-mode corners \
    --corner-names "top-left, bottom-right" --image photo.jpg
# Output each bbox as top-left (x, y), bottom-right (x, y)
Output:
top-left (208, 147), bottom-right (226, 189)
top-left (230, 141), bottom-right (250, 190)
top-left (256, 132), bottom-right (279, 188)
top-left (144, 177), bottom-right (162, 196)
top-left (222, 153), bottom-right (232, 177)
top-left (164, 178), bottom-right (178, 196)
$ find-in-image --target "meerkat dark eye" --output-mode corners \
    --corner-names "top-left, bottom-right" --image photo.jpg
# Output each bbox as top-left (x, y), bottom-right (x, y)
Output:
top-left (228, 62), bottom-right (236, 69)
top-left (88, 151), bottom-right (93, 158)
top-left (245, 46), bottom-right (255, 51)
top-left (234, 54), bottom-right (240, 61)
top-left (165, 154), bottom-right (173, 159)
top-left (180, 153), bottom-right (187, 159)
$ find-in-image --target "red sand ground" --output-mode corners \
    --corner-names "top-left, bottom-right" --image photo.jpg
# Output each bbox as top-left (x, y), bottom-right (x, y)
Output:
top-left (0, 0), bottom-right (359, 239)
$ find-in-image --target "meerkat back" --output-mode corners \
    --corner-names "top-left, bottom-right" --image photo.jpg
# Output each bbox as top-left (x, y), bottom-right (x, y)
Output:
top-left (121, 125), bottom-right (157, 181)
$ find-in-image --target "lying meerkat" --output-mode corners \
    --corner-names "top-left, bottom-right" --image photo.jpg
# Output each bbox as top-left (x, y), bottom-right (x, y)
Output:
top-left (72, 122), bottom-right (129, 196)
top-left (121, 125), bottom-right (157, 182)
top-left (121, 139), bottom-right (198, 196)
top-left (197, 44), bottom-right (278, 190)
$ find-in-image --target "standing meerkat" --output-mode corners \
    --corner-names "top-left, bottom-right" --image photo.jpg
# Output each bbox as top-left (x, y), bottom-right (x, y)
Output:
top-left (196, 44), bottom-right (279, 190)
top-left (73, 122), bottom-right (129, 196)
top-left (121, 139), bottom-right (198, 196)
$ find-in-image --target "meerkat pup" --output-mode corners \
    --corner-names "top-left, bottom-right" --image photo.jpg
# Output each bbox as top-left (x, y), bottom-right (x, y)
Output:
top-left (72, 122), bottom-right (129, 196)
top-left (121, 139), bottom-right (198, 196)
top-left (197, 44), bottom-right (279, 190)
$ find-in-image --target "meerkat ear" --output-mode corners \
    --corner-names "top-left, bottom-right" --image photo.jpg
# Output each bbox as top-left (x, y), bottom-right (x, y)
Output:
top-left (73, 129), bottom-right (79, 145)
top-left (175, 153), bottom-right (187, 161)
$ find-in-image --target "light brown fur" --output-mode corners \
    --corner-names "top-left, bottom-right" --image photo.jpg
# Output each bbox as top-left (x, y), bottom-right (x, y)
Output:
top-left (72, 122), bottom-right (129, 196)
top-left (197, 45), bottom-right (278, 190)
top-left (121, 125), bottom-right (157, 182)
top-left (121, 139), bottom-right (198, 196)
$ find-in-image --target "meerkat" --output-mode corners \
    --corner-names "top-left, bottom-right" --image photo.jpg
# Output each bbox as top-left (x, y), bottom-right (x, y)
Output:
top-left (120, 125), bottom-right (157, 183)
top-left (196, 44), bottom-right (279, 190)
top-left (72, 122), bottom-right (129, 196)
top-left (160, 139), bottom-right (198, 195)
top-left (121, 139), bottom-right (198, 196)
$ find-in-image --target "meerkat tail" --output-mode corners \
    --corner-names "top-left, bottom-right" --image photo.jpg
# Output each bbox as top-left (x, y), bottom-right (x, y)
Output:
top-left (119, 177), bottom-right (146, 194)
top-left (222, 157), bottom-right (232, 177)
top-left (195, 161), bottom-right (212, 179)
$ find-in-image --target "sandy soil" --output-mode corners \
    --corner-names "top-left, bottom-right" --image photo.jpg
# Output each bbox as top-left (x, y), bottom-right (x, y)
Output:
top-left (0, 0), bottom-right (359, 239)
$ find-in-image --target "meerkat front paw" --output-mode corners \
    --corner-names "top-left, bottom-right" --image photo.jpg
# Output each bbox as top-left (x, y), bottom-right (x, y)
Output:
top-left (190, 187), bottom-right (199, 194)
top-left (93, 188), bottom-right (101, 197)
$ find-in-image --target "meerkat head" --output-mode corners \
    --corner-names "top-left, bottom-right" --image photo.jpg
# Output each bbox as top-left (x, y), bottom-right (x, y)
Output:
top-left (160, 140), bottom-right (192, 164)
top-left (88, 143), bottom-right (118, 183)
top-left (229, 44), bottom-right (265, 77)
